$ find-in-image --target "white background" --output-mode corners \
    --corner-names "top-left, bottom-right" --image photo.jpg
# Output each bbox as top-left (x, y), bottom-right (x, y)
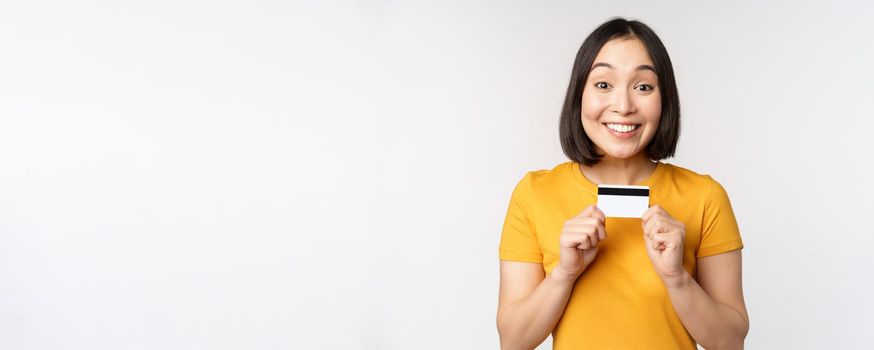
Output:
top-left (1, 1), bottom-right (872, 349)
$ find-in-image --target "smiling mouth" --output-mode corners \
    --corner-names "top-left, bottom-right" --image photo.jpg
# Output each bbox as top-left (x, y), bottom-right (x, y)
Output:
top-left (603, 123), bottom-right (640, 133)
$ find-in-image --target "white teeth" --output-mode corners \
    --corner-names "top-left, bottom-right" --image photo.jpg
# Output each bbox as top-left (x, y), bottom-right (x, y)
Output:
top-left (606, 123), bottom-right (639, 133)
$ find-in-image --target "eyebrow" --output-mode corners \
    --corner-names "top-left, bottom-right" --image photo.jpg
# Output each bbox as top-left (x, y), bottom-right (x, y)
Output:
top-left (591, 62), bottom-right (657, 73)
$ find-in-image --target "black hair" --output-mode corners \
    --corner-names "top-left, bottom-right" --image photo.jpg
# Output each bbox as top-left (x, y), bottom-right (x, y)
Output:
top-left (559, 17), bottom-right (680, 166)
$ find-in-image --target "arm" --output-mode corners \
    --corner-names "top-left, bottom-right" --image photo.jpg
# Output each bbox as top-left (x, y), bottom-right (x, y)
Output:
top-left (641, 205), bottom-right (749, 349)
top-left (663, 250), bottom-right (749, 349)
top-left (497, 205), bottom-right (606, 349)
top-left (496, 261), bottom-right (577, 350)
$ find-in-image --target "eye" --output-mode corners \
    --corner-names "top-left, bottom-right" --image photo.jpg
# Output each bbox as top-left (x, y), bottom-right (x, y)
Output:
top-left (594, 82), bottom-right (610, 89)
top-left (636, 84), bottom-right (654, 92)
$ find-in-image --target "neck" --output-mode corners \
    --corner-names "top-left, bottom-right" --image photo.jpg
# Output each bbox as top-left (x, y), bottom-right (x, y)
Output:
top-left (580, 154), bottom-right (657, 186)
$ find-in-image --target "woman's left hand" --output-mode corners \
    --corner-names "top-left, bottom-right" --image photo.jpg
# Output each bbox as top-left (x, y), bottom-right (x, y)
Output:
top-left (641, 205), bottom-right (687, 284)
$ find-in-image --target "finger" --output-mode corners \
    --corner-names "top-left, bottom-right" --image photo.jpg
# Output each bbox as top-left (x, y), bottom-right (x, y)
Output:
top-left (644, 216), bottom-right (657, 235)
top-left (596, 220), bottom-right (607, 240)
top-left (576, 205), bottom-right (597, 218)
top-left (591, 206), bottom-right (606, 224)
top-left (665, 216), bottom-right (685, 232)
top-left (658, 220), bottom-right (675, 234)
top-left (644, 216), bottom-right (666, 237)
top-left (563, 221), bottom-right (602, 233)
top-left (571, 217), bottom-right (607, 241)
top-left (563, 230), bottom-right (599, 250)
top-left (576, 234), bottom-right (592, 250)
top-left (651, 233), bottom-right (667, 250)
top-left (587, 230), bottom-right (600, 247)
top-left (569, 227), bottom-right (599, 247)
top-left (579, 211), bottom-right (606, 240)
top-left (561, 231), bottom-right (587, 248)
top-left (652, 206), bottom-right (672, 223)
top-left (567, 217), bottom-right (604, 227)
top-left (641, 205), bottom-right (659, 223)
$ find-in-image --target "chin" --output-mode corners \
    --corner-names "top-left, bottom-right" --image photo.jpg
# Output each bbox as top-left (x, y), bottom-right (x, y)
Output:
top-left (601, 149), bottom-right (640, 160)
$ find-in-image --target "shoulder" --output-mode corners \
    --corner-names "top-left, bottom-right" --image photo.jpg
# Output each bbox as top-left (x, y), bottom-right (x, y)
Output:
top-left (661, 163), bottom-right (731, 203)
top-left (514, 161), bottom-right (576, 191)
top-left (508, 162), bottom-right (579, 205)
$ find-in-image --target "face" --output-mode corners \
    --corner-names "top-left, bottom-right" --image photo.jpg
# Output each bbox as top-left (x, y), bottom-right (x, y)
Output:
top-left (581, 36), bottom-right (661, 160)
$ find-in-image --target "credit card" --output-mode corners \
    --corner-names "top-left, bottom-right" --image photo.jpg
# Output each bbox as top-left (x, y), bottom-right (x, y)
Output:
top-left (597, 185), bottom-right (650, 218)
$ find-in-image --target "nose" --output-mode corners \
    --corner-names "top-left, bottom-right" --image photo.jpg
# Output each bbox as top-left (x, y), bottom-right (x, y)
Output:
top-left (610, 88), bottom-right (636, 116)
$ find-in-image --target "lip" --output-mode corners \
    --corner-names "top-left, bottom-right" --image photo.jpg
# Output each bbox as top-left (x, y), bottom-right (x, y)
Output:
top-left (603, 123), bottom-right (640, 139)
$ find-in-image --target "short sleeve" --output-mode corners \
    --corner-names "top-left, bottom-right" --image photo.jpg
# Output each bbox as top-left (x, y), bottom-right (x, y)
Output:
top-left (498, 172), bottom-right (543, 263)
top-left (697, 176), bottom-right (744, 258)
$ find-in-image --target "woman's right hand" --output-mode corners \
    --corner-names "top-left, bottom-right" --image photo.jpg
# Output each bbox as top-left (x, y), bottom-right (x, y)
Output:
top-left (555, 205), bottom-right (607, 282)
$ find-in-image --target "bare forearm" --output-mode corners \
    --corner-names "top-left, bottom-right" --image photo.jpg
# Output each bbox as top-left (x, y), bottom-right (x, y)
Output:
top-left (663, 273), bottom-right (749, 349)
top-left (497, 269), bottom-right (576, 350)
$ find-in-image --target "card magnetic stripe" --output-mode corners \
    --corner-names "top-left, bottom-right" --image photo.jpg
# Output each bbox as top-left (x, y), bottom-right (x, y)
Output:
top-left (597, 187), bottom-right (650, 196)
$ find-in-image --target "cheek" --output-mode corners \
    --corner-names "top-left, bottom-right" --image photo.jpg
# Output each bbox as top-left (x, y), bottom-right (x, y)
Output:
top-left (640, 97), bottom-right (662, 120)
top-left (581, 91), bottom-right (609, 121)
top-left (638, 95), bottom-right (662, 136)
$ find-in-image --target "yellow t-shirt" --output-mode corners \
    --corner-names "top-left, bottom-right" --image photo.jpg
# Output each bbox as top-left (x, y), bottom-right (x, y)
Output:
top-left (499, 161), bottom-right (743, 349)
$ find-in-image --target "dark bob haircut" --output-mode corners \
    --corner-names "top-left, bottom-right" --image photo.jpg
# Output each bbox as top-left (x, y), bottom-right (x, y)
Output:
top-left (559, 17), bottom-right (681, 166)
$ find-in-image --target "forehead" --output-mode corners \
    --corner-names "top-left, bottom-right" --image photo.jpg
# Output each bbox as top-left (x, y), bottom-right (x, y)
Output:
top-left (591, 37), bottom-right (654, 70)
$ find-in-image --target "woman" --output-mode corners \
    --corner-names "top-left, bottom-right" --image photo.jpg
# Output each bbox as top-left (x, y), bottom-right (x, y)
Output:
top-left (496, 18), bottom-right (749, 349)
